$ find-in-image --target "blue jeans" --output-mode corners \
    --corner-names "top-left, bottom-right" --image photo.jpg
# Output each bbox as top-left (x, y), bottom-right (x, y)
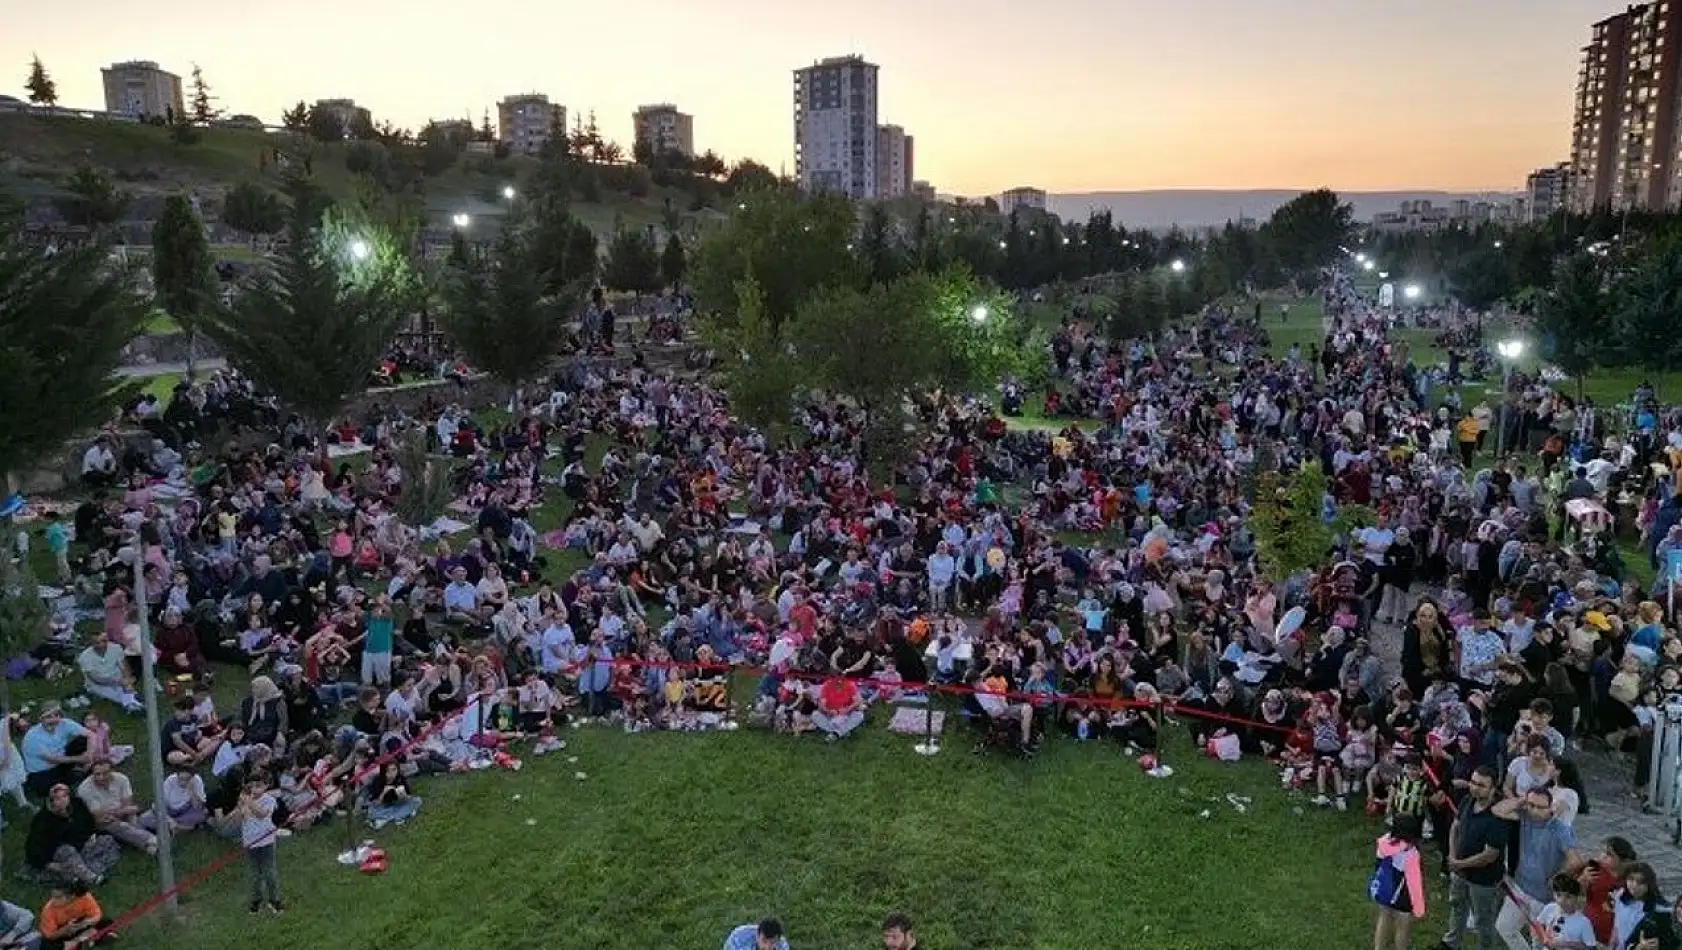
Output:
top-left (368, 796), bottom-right (422, 826)
top-left (316, 682), bottom-right (359, 707)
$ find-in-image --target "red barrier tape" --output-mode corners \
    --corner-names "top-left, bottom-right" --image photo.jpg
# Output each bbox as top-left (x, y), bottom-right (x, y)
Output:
top-left (93, 654), bottom-right (1298, 937)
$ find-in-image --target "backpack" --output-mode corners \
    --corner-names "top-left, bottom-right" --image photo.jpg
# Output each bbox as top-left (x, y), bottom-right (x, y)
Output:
top-left (1368, 849), bottom-right (1411, 911)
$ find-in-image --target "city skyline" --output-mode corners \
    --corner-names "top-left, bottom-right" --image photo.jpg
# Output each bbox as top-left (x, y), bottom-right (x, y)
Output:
top-left (6, 0), bottom-right (1629, 195)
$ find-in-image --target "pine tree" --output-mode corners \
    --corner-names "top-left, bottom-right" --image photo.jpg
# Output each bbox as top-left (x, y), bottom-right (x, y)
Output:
top-left (189, 64), bottom-right (219, 124)
top-left (439, 227), bottom-right (584, 395)
top-left (281, 101), bottom-right (309, 132)
top-left (0, 229), bottom-right (150, 477)
top-left (603, 228), bottom-right (660, 294)
top-left (151, 194), bottom-right (219, 373)
top-left (23, 55), bottom-right (55, 107)
top-left (202, 180), bottom-right (414, 429)
top-left (478, 109), bottom-right (495, 144)
top-left (52, 167), bottom-right (129, 231)
top-left (660, 232), bottom-right (686, 290)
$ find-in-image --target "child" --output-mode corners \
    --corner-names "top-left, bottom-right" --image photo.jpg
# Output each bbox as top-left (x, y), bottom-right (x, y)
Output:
top-left (1387, 752), bottom-right (1430, 825)
top-left (43, 512), bottom-right (72, 584)
top-left (237, 778), bottom-right (283, 915)
top-left (1280, 720), bottom-right (1317, 790)
top-left (1532, 873), bottom-right (1598, 949)
top-left (82, 712), bottom-right (134, 767)
top-left (1338, 707), bottom-right (1378, 812)
top-left (1309, 696), bottom-right (1346, 807)
top-left (1370, 814), bottom-right (1427, 950)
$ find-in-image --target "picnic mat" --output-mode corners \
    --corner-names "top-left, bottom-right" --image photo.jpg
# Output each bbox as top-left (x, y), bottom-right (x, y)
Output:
top-left (888, 707), bottom-right (945, 736)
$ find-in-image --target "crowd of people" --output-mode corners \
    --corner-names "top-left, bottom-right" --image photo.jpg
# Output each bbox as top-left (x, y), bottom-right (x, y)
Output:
top-left (5, 269), bottom-right (1682, 949)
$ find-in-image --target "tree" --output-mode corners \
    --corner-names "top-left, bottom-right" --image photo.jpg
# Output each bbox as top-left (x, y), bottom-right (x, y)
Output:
top-left (281, 101), bottom-right (309, 132)
top-left (23, 55), bottom-right (55, 107)
top-left (856, 204), bottom-right (907, 285)
top-left (438, 227), bottom-right (583, 394)
top-left (1251, 462), bottom-right (1372, 583)
top-left (690, 189), bottom-right (859, 336)
top-left (522, 197), bottom-right (598, 295)
top-left (189, 64), bottom-right (219, 124)
top-left (151, 195), bottom-right (219, 374)
top-left (660, 232), bottom-right (686, 289)
top-left (1534, 252), bottom-right (1611, 401)
top-left (1448, 246), bottom-right (1513, 314)
top-left (0, 556), bottom-right (49, 733)
top-left (202, 181), bottom-right (414, 428)
top-left (724, 160), bottom-right (779, 195)
top-left (53, 167), bottom-right (129, 231)
top-left (390, 430), bottom-right (454, 527)
top-left (1263, 188), bottom-right (1353, 277)
top-left (0, 234), bottom-right (149, 479)
top-left (306, 103), bottom-right (345, 143)
top-left (1613, 234), bottom-right (1682, 398)
top-left (221, 181), bottom-right (285, 241)
top-left (602, 228), bottom-right (661, 295)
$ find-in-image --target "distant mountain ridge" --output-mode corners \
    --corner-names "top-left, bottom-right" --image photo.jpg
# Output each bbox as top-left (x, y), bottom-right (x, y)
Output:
top-left (1043, 189), bottom-right (1523, 230)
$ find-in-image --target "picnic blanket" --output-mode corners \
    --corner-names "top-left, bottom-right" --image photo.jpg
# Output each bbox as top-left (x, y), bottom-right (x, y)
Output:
top-left (888, 707), bottom-right (945, 736)
top-left (327, 441), bottom-right (374, 459)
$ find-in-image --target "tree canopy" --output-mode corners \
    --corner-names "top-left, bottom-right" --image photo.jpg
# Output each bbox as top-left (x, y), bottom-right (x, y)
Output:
top-left (24, 55), bottom-right (55, 107)
top-left (1261, 189), bottom-right (1353, 277)
top-left (690, 190), bottom-right (860, 336)
top-left (438, 227), bottom-right (585, 391)
top-left (602, 228), bottom-right (661, 295)
top-left (0, 234), bottom-right (149, 477)
top-left (202, 181), bottom-right (415, 426)
top-left (150, 194), bottom-right (219, 368)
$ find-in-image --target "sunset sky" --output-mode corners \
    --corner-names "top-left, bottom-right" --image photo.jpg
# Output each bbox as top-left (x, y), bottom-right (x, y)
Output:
top-left (7, 0), bottom-right (1628, 195)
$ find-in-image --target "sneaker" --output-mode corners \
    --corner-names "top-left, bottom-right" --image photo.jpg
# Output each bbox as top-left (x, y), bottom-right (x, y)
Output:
top-left (371, 818), bottom-right (388, 830)
top-left (1311, 794), bottom-right (1331, 806)
top-left (249, 901), bottom-right (262, 915)
top-left (269, 901), bottom-right (285, 915)
top-left (1334, 797), bottom-right (1348, 812)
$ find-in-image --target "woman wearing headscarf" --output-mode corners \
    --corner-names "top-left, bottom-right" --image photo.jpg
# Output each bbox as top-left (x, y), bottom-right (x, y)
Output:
top-left (1401, 599), bottom-right (1450, 699)
top-left (237, 677), bottom-right (290, 755)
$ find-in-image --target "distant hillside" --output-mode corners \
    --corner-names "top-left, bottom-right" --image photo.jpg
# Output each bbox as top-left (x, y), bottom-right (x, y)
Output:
top-left (0, 113), bottom-right (713, 239)
top-left (1047, 189), bottom-right (1524, 230)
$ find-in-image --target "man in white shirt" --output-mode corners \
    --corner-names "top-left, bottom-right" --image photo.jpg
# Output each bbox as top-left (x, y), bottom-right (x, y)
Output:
top-left (80, 439), bottom-right (117, 489)
top-left (76, 758), bottom-right (156, 854)
top-left (538, 617), bottom-right (577, 675)
top-left (926, 543), bottom-right (957, 611)
top-left (442, 567), bottom-right (487, 626)
top-left (76, 632), bottom-right (142, 713)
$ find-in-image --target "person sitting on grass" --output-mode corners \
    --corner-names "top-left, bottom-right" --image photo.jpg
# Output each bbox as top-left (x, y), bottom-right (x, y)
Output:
top-left (23, 784), bottom-right (118, 889)
top-left (73, 634), bottom-right (141, 716)
top-left (38, 882), bottom-right (108, 950)
top-left (723, 919), bottom-right (788, 950)
top-left (74, 760), bottom-right (155, 857)
top-left (142, 762), bottom-right (208, 834)
top-left (364, 761), bottom-right (421, 829)
top-left (161, 697), bottom-right (220, 769)
top-left (21, 706), bottom-right (91, 798)
top-left (811, 674), bottom-right (865, 741)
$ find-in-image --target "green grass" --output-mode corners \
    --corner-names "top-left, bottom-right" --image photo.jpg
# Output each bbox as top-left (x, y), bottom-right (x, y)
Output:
top-left (2, 701), bottom-right (1399, 950)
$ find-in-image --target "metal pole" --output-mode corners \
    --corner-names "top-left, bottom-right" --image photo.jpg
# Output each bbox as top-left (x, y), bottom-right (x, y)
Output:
top-left (1495, 361), bottom-right (1511, 460)
top-left (132, 546), bottom-right (177, 911)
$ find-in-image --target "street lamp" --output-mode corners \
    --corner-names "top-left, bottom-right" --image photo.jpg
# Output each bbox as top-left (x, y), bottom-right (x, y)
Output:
top-left (998, 240), bottom-right (1007, 250)
top-left (1378, 271), bottom-right (1389, 280)
top-left (1493, 240), bottom-right (1503, 249)
top-left (451, 213), bottom-right (471, 229)
top-left (1355, 252), bottom-right (1367, 263)
top-left (970, 304), bottom-right (989, 323)
top-left (348, 239), bottom-right (370, 262)
top-left (1493, 338), bottom-right (1526, 458)
top-left (1170, 259), bottom-right (1186, 273)
top-left (502, 185), bottom-right (517, 200)
top-left (1403, 283), bottom-right (1421, 300)
top-left (1362, 260), bottom-right (1375, 272)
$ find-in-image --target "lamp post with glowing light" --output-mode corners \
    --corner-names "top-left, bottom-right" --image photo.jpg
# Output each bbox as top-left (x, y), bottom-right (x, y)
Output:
top-left (1494, 338), bottom-right (1525, 458)
top-left (1169, 259), bottom-right (1185, 274)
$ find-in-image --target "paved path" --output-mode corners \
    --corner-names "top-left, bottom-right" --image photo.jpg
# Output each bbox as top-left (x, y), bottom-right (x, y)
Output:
top-left (113, 359), bottom-right (225, 378)
top-left (1365, 607), bottom-right (1682, 883)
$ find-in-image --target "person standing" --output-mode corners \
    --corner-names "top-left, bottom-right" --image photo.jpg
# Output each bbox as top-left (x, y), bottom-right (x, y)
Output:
top-left (1438, 765), bottom-right (1504, 950)
top-left (237, 779), bottom-right (283, 915)
top-left (1371, 815), bottom-right (1428, 950)
top-left (1493, 788), bottom-right (1583, 946)
top-left (723, 918), bottom-right (787, 950)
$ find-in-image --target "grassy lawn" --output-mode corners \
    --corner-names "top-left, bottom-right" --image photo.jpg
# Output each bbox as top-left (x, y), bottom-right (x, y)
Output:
top-left (0, 691), bottom-right (1398, 950)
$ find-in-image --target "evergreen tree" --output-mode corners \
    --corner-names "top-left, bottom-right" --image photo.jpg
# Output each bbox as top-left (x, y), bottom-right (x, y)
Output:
top-left (52, 167), bottom-right (129, 231)
top-left (1534, 252), bottom-right (1611, 402)
top-left (221, 181), bottom-right (285, 241)
top-left (478, 109), bottom-right (495, 143)
top-left (189, 64), bottom-right (219, 124)
top-left (281, 101), bottom-right (309, 132)
top-left (660, 232), bottom-right (686, 290)
top-left (439, 227), bottom-right (583, 395)
top-left (202, 180), bottom-right (413, 428)
top-left (151, 194), bottom-right (219, 373)
top-left (24, 55), bottom-right (55, 107)
top-left (603, 228), bottom-right (661, 295)
top-left (0, 231), bottom-right (149, 477)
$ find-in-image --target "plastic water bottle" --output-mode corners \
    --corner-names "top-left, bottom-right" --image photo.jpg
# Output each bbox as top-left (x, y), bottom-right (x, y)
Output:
top-left (1077, 719), bottom-right (1090, 742)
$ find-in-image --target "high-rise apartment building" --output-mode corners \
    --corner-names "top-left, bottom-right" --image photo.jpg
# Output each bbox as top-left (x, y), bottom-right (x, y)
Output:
top-left (999, 187), bottom-right (1047, 216)
top-left (101, 61), bottom-right (184, 120)
top-left (499, 93), bottom-right (561, 156)
top-left (875, 124), bottom-right (913, 198)
top-left (1568, 3), bottom-right (1682, 211)
top-left (793, 55), bottom-right (879, 199)
top-left (633, 104), bottom-right (695, 157)
top-left (1527, 163), bottom-right (1574, 221)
